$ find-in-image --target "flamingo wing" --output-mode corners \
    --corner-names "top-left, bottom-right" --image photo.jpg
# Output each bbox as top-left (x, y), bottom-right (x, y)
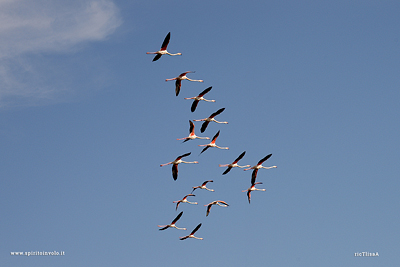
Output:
top-left (258, 154), bottom-right (272, 165)
top-left (191, 223), bottom-right (202, 235)
top-left (233, 151), bottom-right (246, 164)
top-left (247, 190), bottom-right (251, 204)
top-left (198, 86), bottom-right (212, 97)
top-left (200, 121), bottom-right (210, 133)
top-left (222, 166), bottom-right (232, 175)
top-left (175, 80), bottom-right (182, 96)
top-left (211, 130), bottom-right (220, 142)
top-left (206, 204), bottom-right (212, 216)
top-left (172, 211), bottom-right (183, 224)
top-left (158, 225), bottom-right (170, 231)
top-left (210, 107), bottom-right (225, 118)
top-left (189, 120), bottom-right (195, 134)
top-left (177, 152), bottom-right (191, 160)
top-left (251, 169), bottom-right (258, 183)
top-left (152, 54), bottom-right (162, 61)
top-left (191, 100), bottom-right (200, 112)
top-left (160, 32), bottom-right (170, 50)
top-left (203, 180), bottom-right (213, 186)
top-left (172, 164), bottom-right (178, 180)
top-left (200, 146), bottom-right (210, 154)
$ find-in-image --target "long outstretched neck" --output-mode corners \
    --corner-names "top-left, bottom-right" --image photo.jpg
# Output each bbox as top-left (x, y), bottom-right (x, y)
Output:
top-left (186, 78), bottom-right (203, 82)
top-left (167, 52), bottom-right (182, 56)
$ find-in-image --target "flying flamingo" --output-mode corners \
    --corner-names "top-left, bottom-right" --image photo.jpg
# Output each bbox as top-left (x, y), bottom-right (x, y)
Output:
top-left (146, 32), bottom-right (182, 62)
top-left (244, 154), bottom-right (277, 181)
top-left (192, 180), bottom-right (214, 193)
top-left (184, 86), bottom-right (215, 112)
top-left (204, 200), bottom-right (229, 217)
top-left (193, 108), bottom-right (228, 133)
top-left (180, 223), bottom-right (203, 240)
top-left (165, 71), bottom-right (204, 96)
top-left (198, 130), bottom-right (229, 154)
top-left (242, 175), bottom-right (266, 203)
top-left (160, 152), bottom-right (198, 181)
top-left (173, 194), bottom-right (198, 210)
top-left (219, 151), bottom-right (250, 175)
top-left (177, 120), bottom-right (209, 143)
top-left (158, 211), bottom-right (186, 230)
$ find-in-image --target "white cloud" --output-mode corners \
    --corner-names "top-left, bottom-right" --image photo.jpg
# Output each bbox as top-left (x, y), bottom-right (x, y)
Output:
top-left (0, 0), bottom-right (122, 107)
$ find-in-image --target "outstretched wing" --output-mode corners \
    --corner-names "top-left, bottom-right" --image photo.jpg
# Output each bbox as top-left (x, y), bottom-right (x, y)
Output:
top-left (251, 169), bottom-right (258, 184)
top-left (200, 146), bottom-right (210, 154)
top-left (222, 166), bottom-right (232, 175)
top-left (247, 191), bottom-right (251, 204)
top-left (172, 164), bottom-right (178, 180)
top-left (210, 107), bottom-right (225, 118)
top-left (233, 151), bottom-right (246, 164)
top-left (211, 130), bottom-right (220, 142)
top-left (191, 100), bottom-right (199, 112)
top-left (177, 152), bottom-right (191, 160)
top-left (200, 121), bottom-right (210, 133)
top-left (191, 223), bottom-right (202, 235)
top-left (189, 120), bottom-right (195, 134)
top-left (161, 32), bottom-right (170, 50)
top-left (206, 204), bottom-right (212, 216)
top-left (258, 154), bottom-right (272, 165)
top-left (153, 54), bottom-right (162, 62)
top-left (172, 211), bottom-right (183, 224)
top-left (175, 80), bottom-right (182, 96)
top-left (198, 86), bottom-right (212, 97)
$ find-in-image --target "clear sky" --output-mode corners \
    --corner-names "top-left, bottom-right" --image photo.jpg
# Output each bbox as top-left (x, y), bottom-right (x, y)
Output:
top-left (1, 1), bottom-right (399, 266)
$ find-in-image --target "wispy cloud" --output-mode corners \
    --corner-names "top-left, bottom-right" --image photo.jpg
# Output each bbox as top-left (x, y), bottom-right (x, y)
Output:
top-left (0, 0), bottom-right (122, 107)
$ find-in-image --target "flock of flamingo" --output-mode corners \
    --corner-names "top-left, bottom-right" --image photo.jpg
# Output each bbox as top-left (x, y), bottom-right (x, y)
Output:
top-left (148, 32), bottom-right (277, 241)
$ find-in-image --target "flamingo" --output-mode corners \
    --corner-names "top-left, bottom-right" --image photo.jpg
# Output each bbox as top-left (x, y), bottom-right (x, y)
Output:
top-left (184, 86), bottom-right (215, 112)
top-left (160, 152), bottom-right (198, 180)
top-left (244, 154), bottom-right (277, 181)
top-left (165, 71), bottom-right (204, 96)
top-left (146, 32), bottom-right (182, 62)
top-left (158, 211), bottom-right (186, 230)
top-left (219, 151), bottom-right (250, 175)
top-left (204, 200), bottom-right (229, 217)
top-left (173, 194), bottom-right (198, 210)
top-left (243, 175), bottom-right (266, 203)
top-left (180, 223), bottom-right (203, 240)
top-left (177, 120), bottom-right (209, 143)
top-left (198, 130), bottom-right (229, 154)
top-left (192, 180), bottom-right (214, 193)
top-left (193, 108), bottom-right (228, 133)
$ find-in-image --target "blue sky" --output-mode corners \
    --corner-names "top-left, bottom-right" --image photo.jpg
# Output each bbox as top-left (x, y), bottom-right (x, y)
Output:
top-left (1, 1), bottom-right (399, 266)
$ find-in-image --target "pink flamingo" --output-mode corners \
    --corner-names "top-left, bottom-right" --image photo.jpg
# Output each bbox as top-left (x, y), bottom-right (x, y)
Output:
top-left (180, 223), bottom-right (203, 240)
top-left (244, 154), bottom-right (277, 181)
top-left (184, 86), bottom-right (215, 112)
top-left (146, 32), bottom-right (181, 61)
top-left (198, 130), bottom-right (229, 154)
top-left (158, 211), bottom-right (186, 230)
top-left (173, 194), bottom-right (198, 210)
top-left (160, 152), bottom-right (198, 180)
top-left (165, 71), bottom-right (204, 96)
top-left (204, 200), bottom-right (229, 217)
top-left (219, 151), bottom-right (250, 175)
top-left (176, 120), bottom-right (209, 143)
top-left (192, 180), bottom-right (214, 193)
top-left (193, 108), bottom-right (228, 133)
